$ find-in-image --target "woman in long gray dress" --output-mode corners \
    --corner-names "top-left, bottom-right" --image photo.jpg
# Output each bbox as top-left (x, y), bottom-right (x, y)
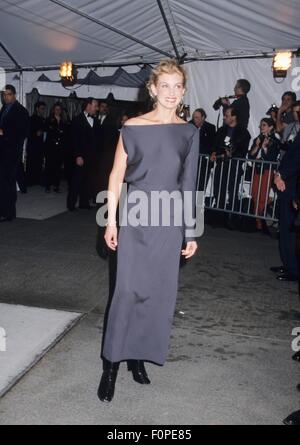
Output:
top-left (98, 59), bottom-right (200, 403)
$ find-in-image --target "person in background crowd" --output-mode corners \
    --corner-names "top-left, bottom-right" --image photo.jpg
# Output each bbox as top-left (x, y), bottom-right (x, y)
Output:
top-left (0, 84), bottom-right (30, 222)
top-left (118, 113), bottom-right (129, 130)
top-left (291, 193), bottom-right (300, 365)
top-left (67, 98), bottom-right (100, 211)
top-left (281, 100), bottom-right (300, 150)
top-left (248, 118), bottom-right (280, 233)
top-left (44, 103), bottom-right (68, 193)
top-left (276, 91), bottom-right (297, 134)
top-left (190, 108), bottom-right (216, 193)
top-left (272, 132), bottom-right (300, 281)
top-left (273, 132), bottom-right (300, 425)
top-left (211, 107), bottom-right (251, 228)
top-left (98, 101), bottom-right (109, 126)
top-left (26, 101), bottom-right (46, 186)
top-left (221, 79), bottom-right (251, 129)
top-left (61, 107), bottom-right (73, 188)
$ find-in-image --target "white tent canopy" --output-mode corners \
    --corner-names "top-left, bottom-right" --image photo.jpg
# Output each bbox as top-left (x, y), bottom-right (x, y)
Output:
top-left (1, 0), bottom-right (300, 70)
top-left (1, 0), bottom-right (300, 136)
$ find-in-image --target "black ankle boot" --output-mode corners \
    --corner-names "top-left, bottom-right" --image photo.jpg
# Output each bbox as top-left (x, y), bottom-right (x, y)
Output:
top-left (127, 360), bottom-right (151, 384)
top-left (283, 409), bottom-right (300, 425)
top-left (292, 351), bottom-right (300, 362)
top-left (97, 360), bottom-right (120, 403)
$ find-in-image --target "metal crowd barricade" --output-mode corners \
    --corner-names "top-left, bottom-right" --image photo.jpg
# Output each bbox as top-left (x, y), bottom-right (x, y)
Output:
top-left (196, 154), bottom-right (280, 222)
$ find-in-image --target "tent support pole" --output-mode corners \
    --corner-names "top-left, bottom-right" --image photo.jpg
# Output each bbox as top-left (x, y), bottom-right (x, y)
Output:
top-left (19, 71), bottom-right (26, 106)
top-left (0, 42), bottom-right (22, 71)
top-left (48, 0), bottom-right (174, 59)
top-left (156, 0), bottom-right (181, 61)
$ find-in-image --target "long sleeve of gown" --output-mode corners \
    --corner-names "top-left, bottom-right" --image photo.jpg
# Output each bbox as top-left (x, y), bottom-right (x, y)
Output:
top-left (181, 128), bottom-right (200, 242)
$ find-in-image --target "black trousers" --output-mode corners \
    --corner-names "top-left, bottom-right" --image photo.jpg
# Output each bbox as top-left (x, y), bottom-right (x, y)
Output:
top-left (197, 155), bottom-right (212, 192)
top-left (213, 159), bottom-right (243, 211)
top-left (26, 141), bottom-right (44, 186)
top-left (67, 164), bottom-right (93, 209)
top-left (0, 148), bottom-right (20, 219)
top-left (44, 146), bottom-right (64, 188)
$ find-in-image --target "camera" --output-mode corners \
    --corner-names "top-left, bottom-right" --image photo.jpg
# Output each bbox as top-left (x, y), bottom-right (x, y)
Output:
top-left (216, 137), bottom-right (234, 159)
top-left (266, 104), bottom-right (278, 116)
top-left (213, 95), bottom-right (236, 111)
top-left (213, 98), bottom-right (223, 111)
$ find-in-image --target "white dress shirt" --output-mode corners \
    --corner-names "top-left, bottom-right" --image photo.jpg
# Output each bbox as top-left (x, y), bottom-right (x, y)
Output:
top-left (99, 114), bottom-right (107, 125)
top-left (84, 111), bottom-right (94, 128)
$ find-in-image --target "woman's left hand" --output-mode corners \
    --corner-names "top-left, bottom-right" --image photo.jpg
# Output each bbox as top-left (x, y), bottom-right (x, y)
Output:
top-left (181, 241), bottom-right (198, 259)
top-left (262, 137), bottom-right (269, 150)
top-left (292, 199), bottom-right (299, 211)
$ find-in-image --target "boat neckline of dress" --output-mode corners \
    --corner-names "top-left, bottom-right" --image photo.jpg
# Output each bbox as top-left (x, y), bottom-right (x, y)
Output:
top-left (123, 122), bottom-right (190, 127)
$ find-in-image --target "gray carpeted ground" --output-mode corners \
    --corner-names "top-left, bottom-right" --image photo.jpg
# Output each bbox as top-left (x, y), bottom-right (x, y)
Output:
top-left (0, 207), bottom-right (299, 424)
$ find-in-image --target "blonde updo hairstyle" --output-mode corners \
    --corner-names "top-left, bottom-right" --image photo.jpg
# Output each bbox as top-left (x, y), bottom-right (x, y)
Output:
top-left (146, 59), bottom-right (187, 108)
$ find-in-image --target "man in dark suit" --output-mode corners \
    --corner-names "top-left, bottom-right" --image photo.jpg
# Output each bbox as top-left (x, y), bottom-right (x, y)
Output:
top-left (0, 85), bottom-right (30, 222)
top-left (273, 132), bottom-right (300, 281)
top-left (274, 132), bottom-right (300, 425)
top-left (211, 107), bottom-right (251, 226)
top-left (190, 108), bottom-right (216, 192)
top-left (67, 98), bottom-right (100, 211)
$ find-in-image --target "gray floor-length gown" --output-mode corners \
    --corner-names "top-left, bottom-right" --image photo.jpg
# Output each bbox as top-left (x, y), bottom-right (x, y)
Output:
top-left (102, 122), bottom-right (200, 365)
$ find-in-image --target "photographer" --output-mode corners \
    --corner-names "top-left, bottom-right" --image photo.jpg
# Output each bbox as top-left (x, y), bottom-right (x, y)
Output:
top-left (214, 79), bottom-right (251, 129)
top-left (210, 107), bottom-right (251, 225)
top-left (248, 118), bottom-right (280, 232)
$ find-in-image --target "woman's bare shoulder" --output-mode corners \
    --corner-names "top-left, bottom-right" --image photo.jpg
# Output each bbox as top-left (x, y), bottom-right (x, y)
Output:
top-left (123, 114), bottom-right (157, 126)
top-left (124, 114), bottom-right (188, 126)
top-left (123, 117), bottom-right (146, 126)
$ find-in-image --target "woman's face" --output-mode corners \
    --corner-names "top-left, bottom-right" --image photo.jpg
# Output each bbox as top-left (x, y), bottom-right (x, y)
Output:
top-left (193, 111), bottom-right (205, 127)
top-left (260, 121), bottom-right (273, 135)
top-left (151, 72), bottom-right (185, 110)
top-left (282, 94), bottom-right (293, 110)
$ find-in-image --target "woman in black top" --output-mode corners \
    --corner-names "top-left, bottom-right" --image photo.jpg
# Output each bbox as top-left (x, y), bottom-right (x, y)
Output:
top-left (249, 117), bottom-right (280, 230)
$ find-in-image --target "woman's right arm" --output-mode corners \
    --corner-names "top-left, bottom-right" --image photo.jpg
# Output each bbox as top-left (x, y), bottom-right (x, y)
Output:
top-left (104, 131), bottom-right (128, 250)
